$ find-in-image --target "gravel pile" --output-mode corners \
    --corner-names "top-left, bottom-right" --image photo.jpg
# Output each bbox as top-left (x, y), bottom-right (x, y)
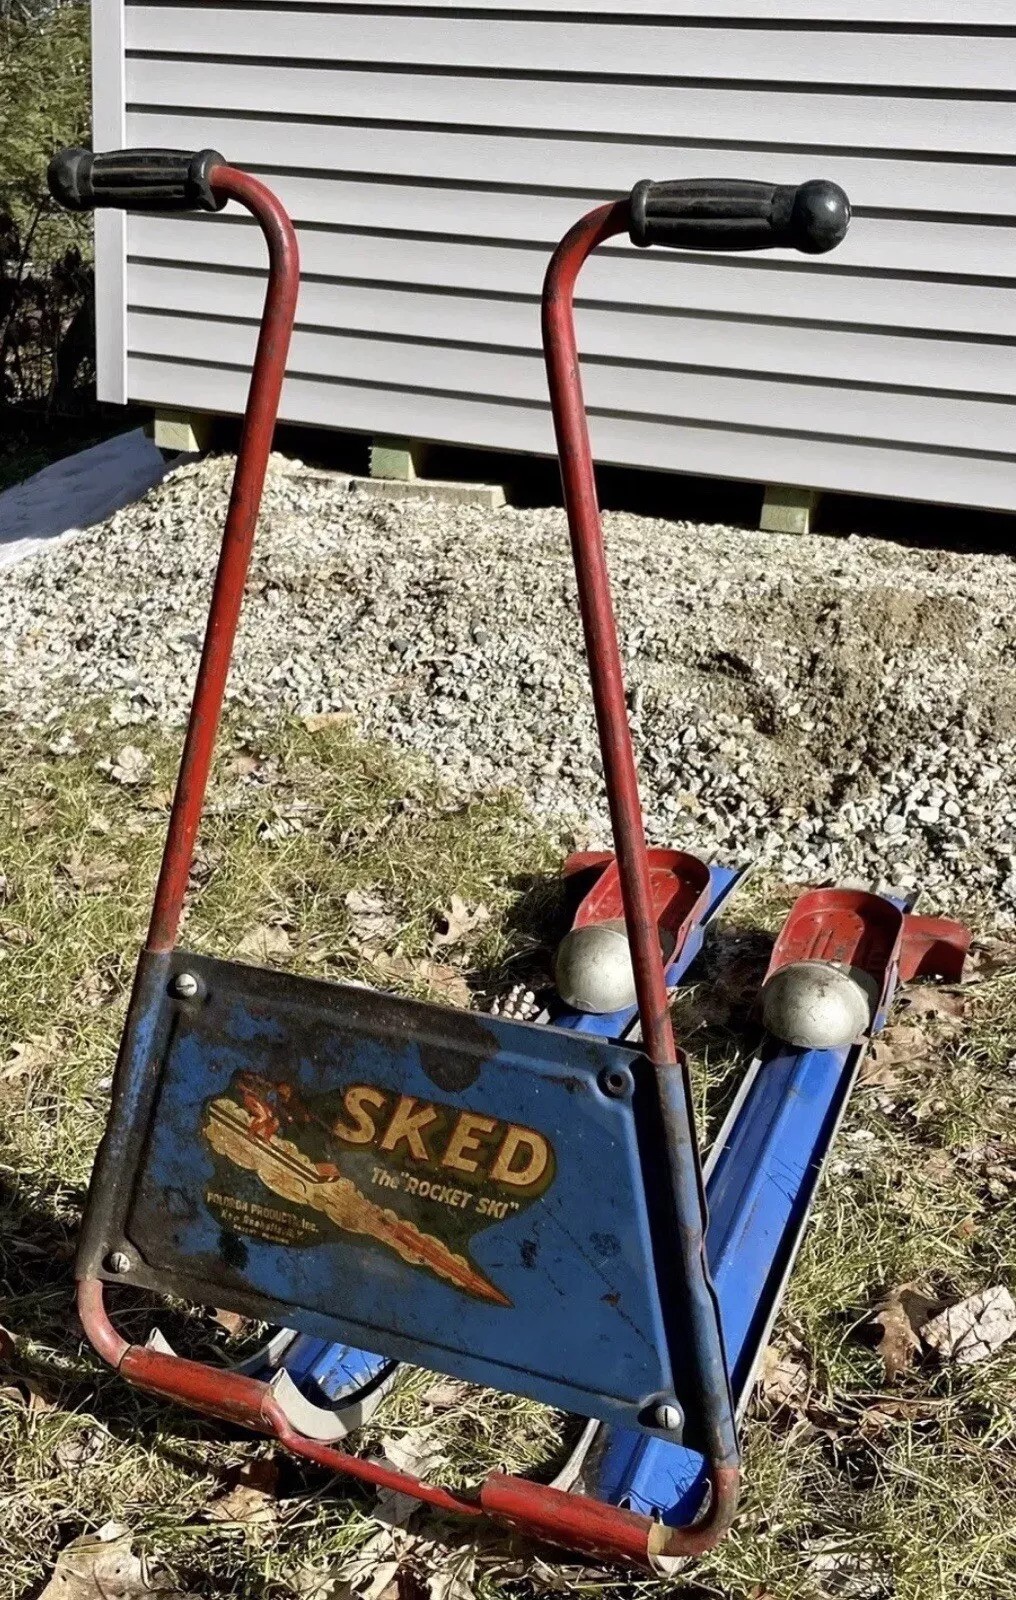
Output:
top-left (3, 452), bottom-right (1015, 916)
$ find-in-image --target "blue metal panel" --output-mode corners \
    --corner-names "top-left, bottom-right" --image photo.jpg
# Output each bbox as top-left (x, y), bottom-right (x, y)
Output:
top-left (264, 861), bottom-right (745, 1424)
top-left (117, 953), bottom-right (711, 1436)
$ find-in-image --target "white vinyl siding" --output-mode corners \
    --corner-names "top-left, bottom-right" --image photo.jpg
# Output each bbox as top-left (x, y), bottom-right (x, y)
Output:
top-left (94, 0), bottom-right (1016, 511)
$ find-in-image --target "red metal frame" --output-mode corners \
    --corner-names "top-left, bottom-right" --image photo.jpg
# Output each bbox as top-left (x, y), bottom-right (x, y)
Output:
top-left (79, 1275), bottom-right (728, 1564)
top-left (147, 166), bottom-right (300, 954)
top-left (542, 202), bottom-right (677, 1068)
top-left (77, 183), bottom-right (737, 1568)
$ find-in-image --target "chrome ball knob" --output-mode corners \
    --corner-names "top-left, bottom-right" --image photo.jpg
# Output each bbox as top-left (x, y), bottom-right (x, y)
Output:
top-left (555, 924), bottom-right (638, 1015)
top-left (760, 961), bottom-right (877, 1049)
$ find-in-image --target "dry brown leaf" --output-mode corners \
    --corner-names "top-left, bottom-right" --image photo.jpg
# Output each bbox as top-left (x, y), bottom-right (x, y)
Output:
top-left (417, 961), bottom-right (471, 1009)
top-left (804, 1537), bottom-right (882, 1600)
top-left (957, 1135), bottom-right (1016, 1169)
top-left (107, 745), bottom-right (153, 786)
top-left (211, 1308), bottom-right (249, 1338)
top-left (0, 1376), bottom-right (54, 1414)
top-left (0, 1373), bottom-right (58, 1413)
top-left (3, 1031), bottom-right (58, 1082)
top-left (801, 1394), bottom-right (853, 1443)
top-left (73, 966), bottom-right (117, 1009)
top-left (857, 1405), bottom-right (897, 1439)
top-left (922, 1148), bottom-right (956, 1185)
top-left (37, 1529), bottom-right (140, 1600)
top-left (345, 889), bottom-right (399, 945)
top-left (187, 844), bottom-right (221, 886)
top-left (303, 710), bottom-right (357, 734)
top-left (367, 951), bottom-right (471, 1009)
top-left (909, 1090), bottom-right (949, 1124)
top-left (367, 950), bottom-right (415, 987)
top-left (860, 1023), bottom-right (930, 1087)
top-left (205, 1458), bottom-right (281, 1524)
top-left (866, 1397), bottom-right (944, 1423)
top-left (143, 786), bottom-right (176, 812)
top-left (376, 1429), bottom-right (447, 1527)
top-left (328, 1528), bottom-right (404, 1600)
top-left (900, 986), bottom-right (965, 1024)
top-left (922, 1285), bottom-right (1016, 1366)
top-left (291, 1568), bottom-right (354, 1600)
top-left (258, 802), bottom-right (314, 842)
top-left (237, 923), bottom-right (292, 962)
top-left (758, 1342), bottom-right (809, 1411)
top-left (228, 754), bottom-right (260, 778)
top-left (62, 851), bottom-right (130, 893)
top-left (10, 1232), bottom-right (72, 1261)
top-left (963, 938), bottom-right (1016, 982)
top-left (360, 1570), bottom-right (400, 1600)
top-left (431, 895), bottom-right (490, 952)
top-left (290, 1568), bottom-right (343, 1600)
top-left (55, 1426), bottom-right (108, 1472)
top-left (20, 796), bottom-right (51, 830)
top-left (429, 1562), bottom-right (477, 1600)
top-left (37, 1524), bottom-right (196, 1600)
top-left (858, 1052), bottom-right (899, 1094)
top-left (422, 1378), bottom-right (468, 1411)
top-left (870, 1285), bottom-right (939, 1381)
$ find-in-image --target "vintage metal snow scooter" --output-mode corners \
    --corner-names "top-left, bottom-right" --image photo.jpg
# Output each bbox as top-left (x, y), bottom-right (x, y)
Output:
top-left (49, 148), bottom-right (969, 1565)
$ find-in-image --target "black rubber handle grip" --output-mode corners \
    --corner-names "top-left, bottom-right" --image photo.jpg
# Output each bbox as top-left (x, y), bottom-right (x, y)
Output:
top-left (629, 178), bottom-right (850, 255)
top-left (48, 147), bottom-right (228, 213)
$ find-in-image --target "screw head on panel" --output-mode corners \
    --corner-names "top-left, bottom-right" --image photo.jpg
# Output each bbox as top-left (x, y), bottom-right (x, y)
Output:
top-left (599, 1066), bottom-right (633, 1100)
top-left (106, 1250), bottom-right (132, 1275)
top-left (171, 971), bottom-right (201, 1000)
top-left (652, 1402), bottom-right (682, 1433)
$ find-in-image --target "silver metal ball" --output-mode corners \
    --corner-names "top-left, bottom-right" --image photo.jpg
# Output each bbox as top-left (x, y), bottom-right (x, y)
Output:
top-left (760, 961), bottom-right (878, 1049)
top-left (554, 923), bottom-right (637, 1015)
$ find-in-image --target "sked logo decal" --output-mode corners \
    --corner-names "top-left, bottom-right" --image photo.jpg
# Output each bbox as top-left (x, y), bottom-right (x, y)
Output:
top-left (202, 1071), bottom-right (556, 1305)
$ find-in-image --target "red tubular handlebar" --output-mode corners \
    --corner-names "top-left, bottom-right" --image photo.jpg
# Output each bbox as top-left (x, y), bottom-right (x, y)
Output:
top-left (146, 165), bottom-right (299, 953)
top-left (539, 202), bottom-right (740, 1554)
top-left (541, 202), bottom-right (675, 1069)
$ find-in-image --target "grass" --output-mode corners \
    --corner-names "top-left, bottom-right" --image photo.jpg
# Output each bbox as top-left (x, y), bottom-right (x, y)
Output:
top-left (1, 711), bottom-right (1014, 1599)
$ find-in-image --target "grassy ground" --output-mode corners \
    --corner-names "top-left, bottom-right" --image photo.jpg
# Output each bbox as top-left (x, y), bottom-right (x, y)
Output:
top-left (1, 712), bottom-right (1014, 1599)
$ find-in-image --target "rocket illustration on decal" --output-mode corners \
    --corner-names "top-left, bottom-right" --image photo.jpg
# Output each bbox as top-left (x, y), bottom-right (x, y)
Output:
top-left (202, 1071), bottom-right (556, 1306)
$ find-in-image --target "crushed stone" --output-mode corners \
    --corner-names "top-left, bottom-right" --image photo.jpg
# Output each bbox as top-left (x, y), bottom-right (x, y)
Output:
top-left (3, 451), bottom-right (1014, 918)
